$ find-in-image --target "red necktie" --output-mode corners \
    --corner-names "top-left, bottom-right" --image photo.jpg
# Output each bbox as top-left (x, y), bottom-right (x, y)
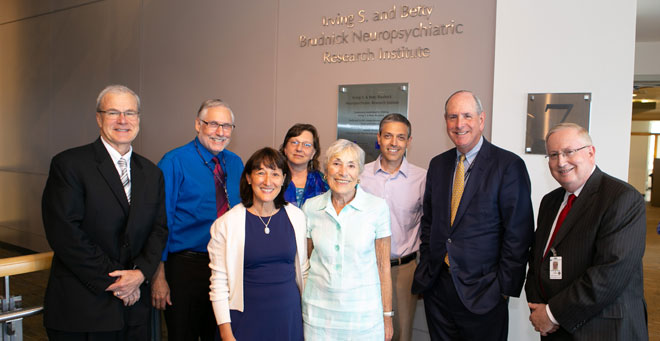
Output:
top-left (212, 156), bottom-right (229, 217)
top-left (543, 194), bottom-right (576, 259)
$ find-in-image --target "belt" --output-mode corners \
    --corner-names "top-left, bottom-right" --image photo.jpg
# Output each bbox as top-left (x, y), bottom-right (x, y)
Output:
top-left (172, 250), bottom-right (209, 259)
top-left (390, 253), bottom-right (417, 267)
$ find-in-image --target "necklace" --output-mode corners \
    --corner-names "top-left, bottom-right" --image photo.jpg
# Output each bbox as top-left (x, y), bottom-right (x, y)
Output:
top-left (254, 209), bottom-right (275, 234)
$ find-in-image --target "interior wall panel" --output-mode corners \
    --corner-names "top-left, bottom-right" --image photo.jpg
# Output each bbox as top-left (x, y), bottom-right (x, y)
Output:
top-left (0, 0), bottom-right (141, 252)
top-left (139, 0), bottom-right (279, 162)
top-left (275, 0), bottom-right (496, 167)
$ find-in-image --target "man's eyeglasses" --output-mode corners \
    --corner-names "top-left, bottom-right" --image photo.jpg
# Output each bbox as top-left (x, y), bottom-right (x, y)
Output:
top-left (200, 119), bottom-right (235, 132)
top-left (289, 140), bottom-right (313, 149)
top-left (98, 110), bottom-right (139, 120)
top-left (545, 145), bottom-right (590, 160)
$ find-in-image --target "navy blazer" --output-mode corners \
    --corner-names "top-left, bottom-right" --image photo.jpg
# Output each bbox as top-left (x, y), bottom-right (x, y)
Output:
top-left (525, 168), bottom-right (647, 340)
top-left (42, 138), bottom-right (168, 332)
top-left (412, 138), bottom-right (534, 314)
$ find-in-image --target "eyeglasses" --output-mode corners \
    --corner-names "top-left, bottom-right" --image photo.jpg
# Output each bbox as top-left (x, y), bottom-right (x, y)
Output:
top-left (289, 140), bottom-right (313, 149)
top-left (199, 119), bottom-right (235, 131)
top-left (545, 145), bottom-right (590, 160)
top-left (98, 110), bottom-right (139, 120)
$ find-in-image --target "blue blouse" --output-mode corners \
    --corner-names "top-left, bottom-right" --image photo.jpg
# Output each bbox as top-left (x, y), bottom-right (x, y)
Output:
top-left (283, 170), bottom-right (328, 207)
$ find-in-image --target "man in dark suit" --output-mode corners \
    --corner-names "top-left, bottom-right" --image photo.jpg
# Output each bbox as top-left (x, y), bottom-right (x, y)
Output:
top-left (412, 90), bottom-right (534, 340)
top-left (42, 85), bottom-right (168, 340)
top-left (525, 123), bottom-right (647, 340)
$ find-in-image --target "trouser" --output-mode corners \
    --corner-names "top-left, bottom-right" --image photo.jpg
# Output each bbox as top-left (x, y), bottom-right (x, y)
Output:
top-left (46, 323), bottom-right (149, 341)
top-left (391, 257), bottom-right (418, 341)
top-left (164, 251), bottom-right (216, 341)
top-left (423, 265), bottom-right (508, 341)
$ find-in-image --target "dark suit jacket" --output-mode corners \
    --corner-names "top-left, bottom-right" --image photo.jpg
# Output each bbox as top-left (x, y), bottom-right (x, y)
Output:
top-left (42, 138), bottom-right (168, 332)
top-left (412, 138), bottom-right (534, 314)
top-left (525, 167), bottom-right (648, 340)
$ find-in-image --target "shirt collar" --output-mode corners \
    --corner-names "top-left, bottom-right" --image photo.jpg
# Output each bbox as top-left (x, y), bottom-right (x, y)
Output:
top-left (373, 155), bottom-right (410, 178)
top-left (321, 185), bottom-right (368, 212)
top-left (194, 137), bottom-right (219, 163)
top-left (101, 136), bottom-right (132, 164)
top-left (456, 135), bottom-right (484, 163)
top-left (564, 165), bottom-right (596, 199)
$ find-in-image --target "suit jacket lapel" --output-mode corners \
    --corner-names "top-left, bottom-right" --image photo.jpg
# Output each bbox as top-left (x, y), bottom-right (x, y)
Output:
top-left (451, 139), bottom-right (491, 230)
top-left (536, 190), bottom-right (564, 261)
top-left (124, 156), bottom-right (144, 237)
top-left (93, 138), bottom-right (130, 215)
top-left (552, 167), bottom-right (602, 248)
top-left (439, 150), bottom-right (456, 231)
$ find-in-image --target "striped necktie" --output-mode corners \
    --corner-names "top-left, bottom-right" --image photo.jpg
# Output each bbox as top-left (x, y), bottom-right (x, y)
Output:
top-left (118, 157), bottom-right (131, 204)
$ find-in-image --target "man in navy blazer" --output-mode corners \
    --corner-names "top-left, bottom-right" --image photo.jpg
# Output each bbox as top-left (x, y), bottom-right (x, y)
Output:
top-left (412, 90), bottom-right (534, 340)
top-left (525, 123), bottom-right (647, 340)
top-left (42, 85), bottom-right (168, 339)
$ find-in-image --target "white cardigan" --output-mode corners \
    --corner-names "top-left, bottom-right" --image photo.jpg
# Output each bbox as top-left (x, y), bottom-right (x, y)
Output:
top-left (208, 203), bottom-right (309, 325)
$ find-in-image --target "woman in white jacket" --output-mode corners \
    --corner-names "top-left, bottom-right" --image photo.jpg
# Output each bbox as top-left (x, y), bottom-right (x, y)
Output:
top-left (208, 147), bottom-right (309, 341)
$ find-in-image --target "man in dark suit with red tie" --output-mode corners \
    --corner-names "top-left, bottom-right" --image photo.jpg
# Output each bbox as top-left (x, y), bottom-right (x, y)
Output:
top-left (412, 90), bottom-right (534, 340)
top-left (42, 85), bottom-right (168, 339)
top-left (526, 123), bottom-right (647, 340)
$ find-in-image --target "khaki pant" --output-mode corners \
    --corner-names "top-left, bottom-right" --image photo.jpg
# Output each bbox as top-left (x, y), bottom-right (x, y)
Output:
top-left (391, 258), bottom-right (418, 341)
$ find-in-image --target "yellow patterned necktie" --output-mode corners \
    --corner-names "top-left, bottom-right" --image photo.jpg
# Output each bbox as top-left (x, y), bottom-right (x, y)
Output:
top-left (446, 154), bottom-right (465, 267)
top-left (450, 154), bottom-right (465, 226)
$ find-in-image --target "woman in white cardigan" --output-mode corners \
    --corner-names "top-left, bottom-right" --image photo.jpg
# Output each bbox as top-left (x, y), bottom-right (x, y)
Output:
top-left (208, 147), bottom-right (309, 341)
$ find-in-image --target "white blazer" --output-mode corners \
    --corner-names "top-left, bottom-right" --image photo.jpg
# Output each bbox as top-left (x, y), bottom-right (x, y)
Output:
top-left (208, 203), bottom-right (309, 325)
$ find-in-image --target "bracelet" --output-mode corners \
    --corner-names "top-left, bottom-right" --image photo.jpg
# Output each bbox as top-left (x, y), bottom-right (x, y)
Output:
top-left (383, 311), bottom-right (394, 317)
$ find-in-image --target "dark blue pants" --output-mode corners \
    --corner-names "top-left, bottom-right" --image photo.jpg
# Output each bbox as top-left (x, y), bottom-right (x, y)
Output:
top-left (423, 266), bottom-right (508, 341)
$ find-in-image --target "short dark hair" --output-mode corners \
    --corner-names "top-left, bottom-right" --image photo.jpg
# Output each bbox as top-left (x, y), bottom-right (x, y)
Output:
top-left (240, 147), bottom-right (291, 209)
top-left (279, 123), bottom-right (322, 171)
top-left (379, 113), bottom-right (411, 138)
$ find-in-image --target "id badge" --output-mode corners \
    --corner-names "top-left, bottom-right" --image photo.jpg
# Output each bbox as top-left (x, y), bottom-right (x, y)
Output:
top-left (549, 256), bottom-right (562, 280)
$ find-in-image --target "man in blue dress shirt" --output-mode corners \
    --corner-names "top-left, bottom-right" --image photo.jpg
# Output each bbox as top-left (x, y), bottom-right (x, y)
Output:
top-left (151, 99), bottom-right (244, 340)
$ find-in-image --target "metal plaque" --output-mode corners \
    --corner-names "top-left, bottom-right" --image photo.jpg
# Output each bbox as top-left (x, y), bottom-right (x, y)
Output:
top-left (337, 83), bottom-right (409, 163)
top-left (525, 93), bottom-right (591, 154)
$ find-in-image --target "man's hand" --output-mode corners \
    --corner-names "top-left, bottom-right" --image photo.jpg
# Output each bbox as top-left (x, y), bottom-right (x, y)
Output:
top-left (121, 288), bottom-right (141, 306)
top-left (151, 262), bottom-right (172, 310)
top-left (528, 303), bottom-right (559, 336)
top-left (106, 269), bottom-right (145, 304)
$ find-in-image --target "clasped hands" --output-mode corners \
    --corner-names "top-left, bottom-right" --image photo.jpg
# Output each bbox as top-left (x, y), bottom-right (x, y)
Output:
top-left (105, 269), bottom-right (145, 306)
top-left (528, 303), bottom-right (559, 336)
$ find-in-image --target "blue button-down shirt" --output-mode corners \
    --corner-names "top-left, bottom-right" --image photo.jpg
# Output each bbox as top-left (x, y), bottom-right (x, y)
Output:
top-left (158, 138), bottom-right (243, 261)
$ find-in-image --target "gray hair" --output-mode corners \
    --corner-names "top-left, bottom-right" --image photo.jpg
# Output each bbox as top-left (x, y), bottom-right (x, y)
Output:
top-left (545, 123), bottom-right (593, 148)
top-left (197, 99), bottom-right (235, 123)
top-left (323, 139), bottom-right (365, 175)
top-left (444, 90), bottom-right (483, 115)
top-left (96, 85), bottom-right (140, 112)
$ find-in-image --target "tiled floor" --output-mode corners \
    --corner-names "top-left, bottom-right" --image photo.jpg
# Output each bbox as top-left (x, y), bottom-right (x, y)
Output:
top-left (2, 203), bottom-right (660, 340)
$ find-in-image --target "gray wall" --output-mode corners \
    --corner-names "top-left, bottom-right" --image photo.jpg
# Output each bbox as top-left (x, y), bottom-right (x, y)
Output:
top-left (0, 0), bottom-right (495, 251)
top-left (0, 0), bottom-right (142, 251)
